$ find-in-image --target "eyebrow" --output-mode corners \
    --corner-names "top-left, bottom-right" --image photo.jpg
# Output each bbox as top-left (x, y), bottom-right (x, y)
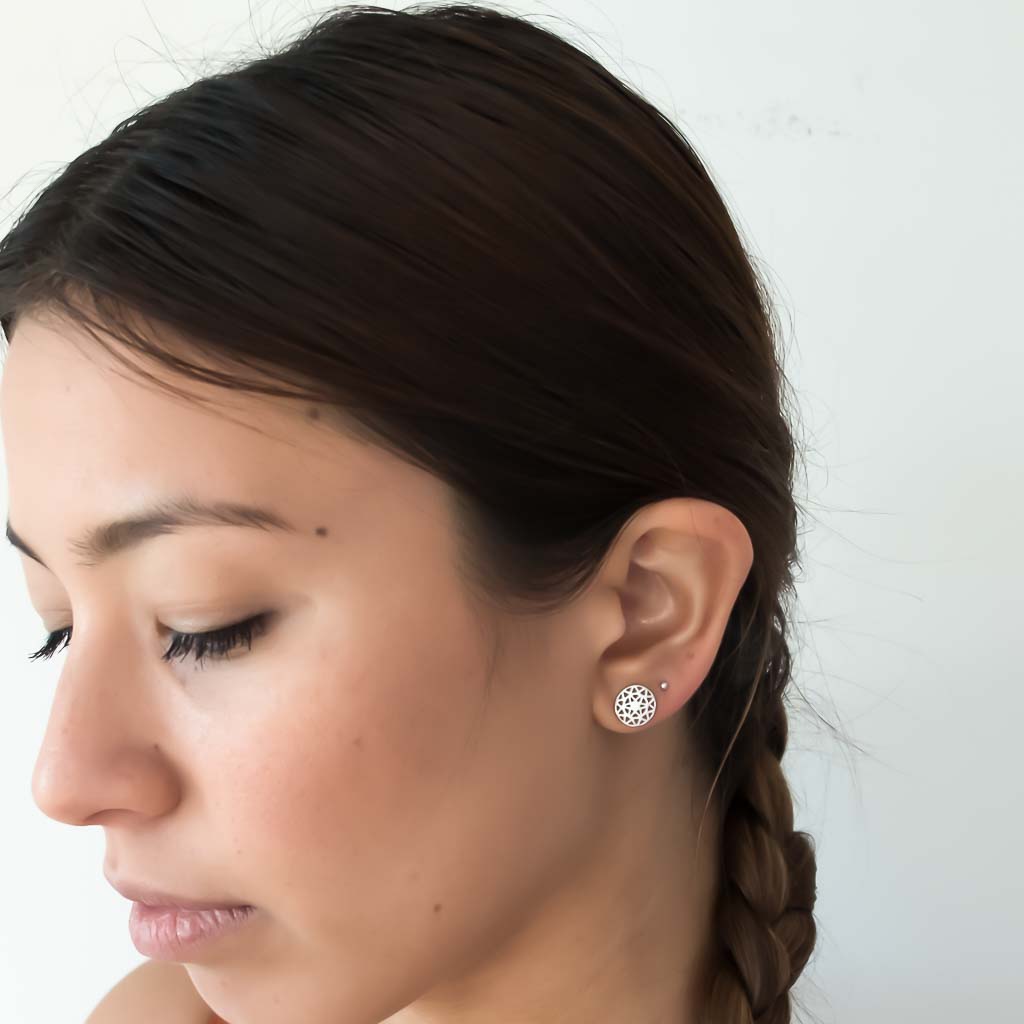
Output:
top-left (5, 497), bottom-right (297, 571)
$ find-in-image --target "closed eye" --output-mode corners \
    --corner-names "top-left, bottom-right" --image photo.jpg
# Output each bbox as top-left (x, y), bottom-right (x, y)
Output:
top-left (27, 612), bottom-right (272, 669)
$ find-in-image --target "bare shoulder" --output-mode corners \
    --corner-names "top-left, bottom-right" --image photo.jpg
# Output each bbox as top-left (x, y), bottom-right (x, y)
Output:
top-left (84, 960), bottom-right (215, 1024)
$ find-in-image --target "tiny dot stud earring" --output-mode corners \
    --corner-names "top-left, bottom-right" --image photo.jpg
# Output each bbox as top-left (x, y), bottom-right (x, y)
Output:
top-left (613, 679), bottom-right (669, 728)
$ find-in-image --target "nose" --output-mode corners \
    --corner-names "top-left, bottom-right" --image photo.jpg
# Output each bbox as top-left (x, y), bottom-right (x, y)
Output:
top-left (31, 732), bottom-right (181, 827)
top-left (29, 640), bottom-right (181, 827)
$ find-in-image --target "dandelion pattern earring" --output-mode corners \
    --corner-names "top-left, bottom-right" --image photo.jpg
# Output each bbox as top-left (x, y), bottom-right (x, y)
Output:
top-left (614, 680), bottom-right (669, 727)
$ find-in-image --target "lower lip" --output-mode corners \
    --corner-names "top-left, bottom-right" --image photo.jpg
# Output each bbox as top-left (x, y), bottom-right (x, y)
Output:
top-left (128, 902), bottom-right (258, 960)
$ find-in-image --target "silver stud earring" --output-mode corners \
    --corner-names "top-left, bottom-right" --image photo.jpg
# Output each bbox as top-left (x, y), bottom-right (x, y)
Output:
top-left (614, 680), bottom-right (669, 728)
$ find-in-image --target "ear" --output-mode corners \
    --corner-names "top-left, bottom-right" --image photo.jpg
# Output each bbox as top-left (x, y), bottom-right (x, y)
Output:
top-left (584, 498), bottom-right (754, 734)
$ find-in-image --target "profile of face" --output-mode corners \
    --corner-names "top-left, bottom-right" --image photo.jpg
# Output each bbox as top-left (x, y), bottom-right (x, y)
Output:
top-left (1, 311), bottom-right (751, 1023)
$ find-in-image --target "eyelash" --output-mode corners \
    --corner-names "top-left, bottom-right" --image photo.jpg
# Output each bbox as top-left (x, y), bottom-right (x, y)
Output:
top-left (27, 613), bottom-right (272, 669)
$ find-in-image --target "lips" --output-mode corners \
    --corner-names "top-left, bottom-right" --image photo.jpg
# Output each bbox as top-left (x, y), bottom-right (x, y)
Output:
top-left (106, 874), bottom-right (252, 912)
top-left (128, 902), bottom-right (258, 960)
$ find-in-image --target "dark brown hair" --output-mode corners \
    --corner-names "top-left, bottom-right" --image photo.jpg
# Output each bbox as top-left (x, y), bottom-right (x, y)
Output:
top-left (0, 4), bottom-right (822, 1020)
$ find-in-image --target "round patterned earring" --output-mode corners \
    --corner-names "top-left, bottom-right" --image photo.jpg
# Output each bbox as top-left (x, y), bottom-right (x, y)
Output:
top-left (613, 680), bottom-right (669, 727)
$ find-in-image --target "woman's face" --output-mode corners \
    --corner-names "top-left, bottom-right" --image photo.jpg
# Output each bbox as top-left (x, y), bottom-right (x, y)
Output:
top-left (1, 312), bottom-right (731, 1024)
top-left (0, 311), bottom-right (729, 1024)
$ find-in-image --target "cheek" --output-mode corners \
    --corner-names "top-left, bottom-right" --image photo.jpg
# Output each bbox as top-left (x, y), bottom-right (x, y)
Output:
top-left (222, 591), bottom-right (494, 920)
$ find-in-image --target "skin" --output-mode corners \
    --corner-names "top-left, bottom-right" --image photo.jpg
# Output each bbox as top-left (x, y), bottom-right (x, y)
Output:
top-left (1, 309), bottom-right (754, 1024)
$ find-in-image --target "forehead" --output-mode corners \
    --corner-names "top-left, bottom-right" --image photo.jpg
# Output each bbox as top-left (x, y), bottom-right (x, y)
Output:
top-left (0, 314), bottom-right (383, 571)
top-left (2, 313), bottom-right (329, 479)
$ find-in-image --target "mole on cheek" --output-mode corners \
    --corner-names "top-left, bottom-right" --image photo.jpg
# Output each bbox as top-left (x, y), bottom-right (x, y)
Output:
top-left (315, 526), bottom-right (328, 538)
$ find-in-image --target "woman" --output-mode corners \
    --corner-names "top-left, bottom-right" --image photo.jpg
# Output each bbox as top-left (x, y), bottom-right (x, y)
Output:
top-left (0, 4), bottom-right (818, 1023)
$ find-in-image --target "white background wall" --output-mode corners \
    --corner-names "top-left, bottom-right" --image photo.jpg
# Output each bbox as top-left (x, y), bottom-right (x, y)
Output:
top-left (1, 2), bottom-right (1020, 1022)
